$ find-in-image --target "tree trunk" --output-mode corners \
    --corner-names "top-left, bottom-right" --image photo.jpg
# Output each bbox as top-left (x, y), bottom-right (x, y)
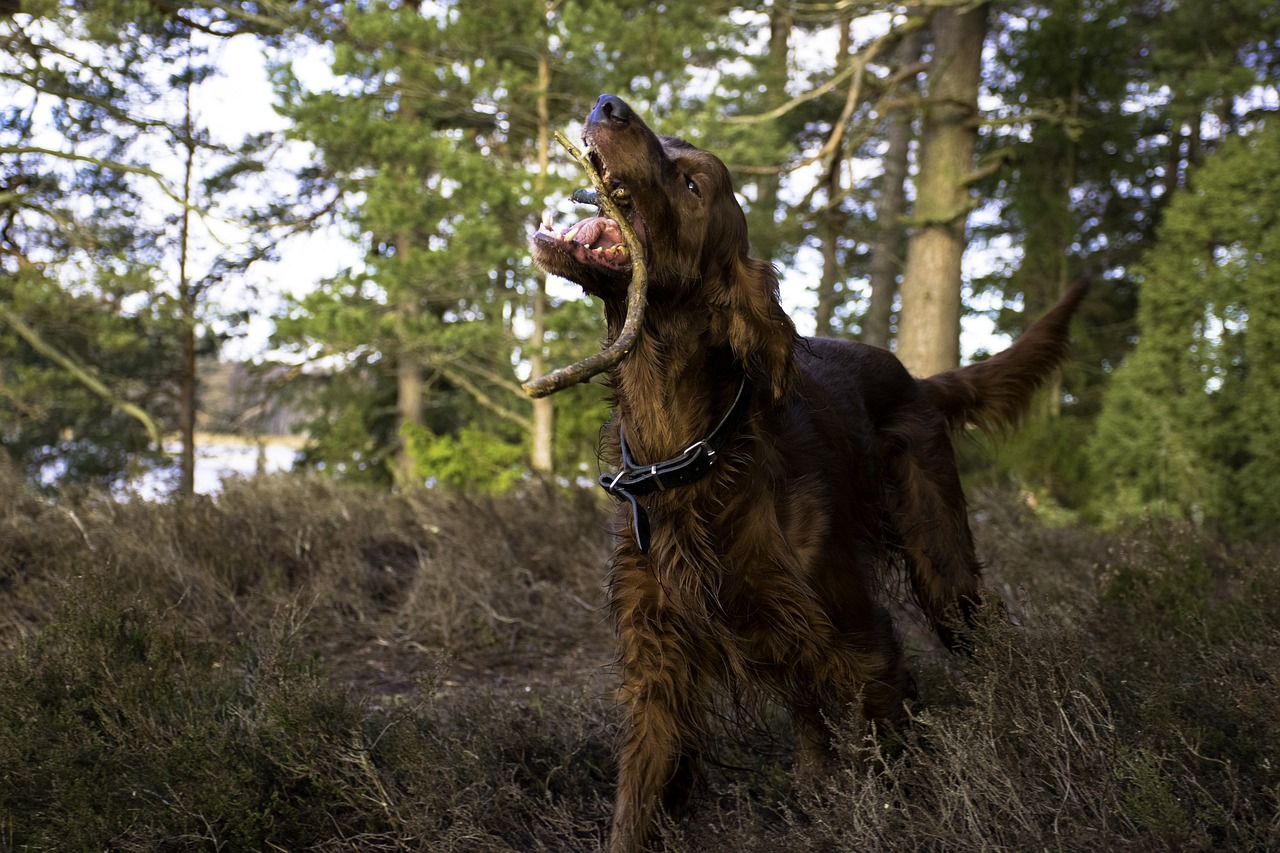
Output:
top-left (391, 19), bottom-right (426, 488)
top-left (863, 27), bottom-right (924, 351)
top-left (813, 16), bottom-right (852, 337)
top-left (394, 237), bottom-right (424, 488)
top-left (530, 276), bottom-right (554, 472)
top-left (177, 55), bottom-right (197, 498)
top-left (529, 47), bottom-right (554, 474)
top-left (896, 3), bottom-right (988, 376)
top-left (748, 4), bottom-right (793, 260)
top-left (814, 197), bottom-right (841, 335)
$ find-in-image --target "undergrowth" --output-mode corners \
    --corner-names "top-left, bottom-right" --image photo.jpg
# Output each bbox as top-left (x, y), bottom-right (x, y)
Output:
top-left (0, 465), bottom-right (1276, 850)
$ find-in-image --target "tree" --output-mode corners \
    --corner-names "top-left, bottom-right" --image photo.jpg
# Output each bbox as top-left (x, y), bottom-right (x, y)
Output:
top-left (1, 2), bottom-right (321, 491)
top-left (863, 24), bottom-right (924, 350)
top-left (1089, 124), bottom-right (1280, 532)
top-left (962, 0), bottom-right (1279, 502)
top-left (272, 0), bottom-right (732, 488)
top-left (896, 2), bottom-right (989, 376)
top-left (1, 5), bottom-right (189, 485)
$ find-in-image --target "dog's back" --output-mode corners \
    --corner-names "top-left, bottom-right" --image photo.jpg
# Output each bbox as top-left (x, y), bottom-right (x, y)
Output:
top-left (789, 280), bottom-right (1089, 648)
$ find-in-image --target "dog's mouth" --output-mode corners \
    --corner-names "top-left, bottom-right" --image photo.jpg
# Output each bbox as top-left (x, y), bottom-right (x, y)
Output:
top-left (523, 127), bottom-right (654, 399)
top-left (534, 149), bottom-right (646, 276)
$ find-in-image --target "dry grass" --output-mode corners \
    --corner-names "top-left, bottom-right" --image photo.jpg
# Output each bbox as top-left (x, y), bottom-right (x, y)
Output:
top-left (0, 462), bottom-right (1277, 851)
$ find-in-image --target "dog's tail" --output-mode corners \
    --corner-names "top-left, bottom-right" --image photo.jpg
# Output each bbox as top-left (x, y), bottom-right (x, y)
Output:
top-left (920, 278), bottom-right (1090, 436)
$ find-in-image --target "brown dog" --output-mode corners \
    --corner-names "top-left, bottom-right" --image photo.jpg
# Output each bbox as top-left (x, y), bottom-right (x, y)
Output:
top-left (532, 94), bottom-right (1088, 852)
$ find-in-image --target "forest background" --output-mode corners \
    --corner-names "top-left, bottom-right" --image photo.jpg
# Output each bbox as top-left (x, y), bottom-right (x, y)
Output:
top-left (4, 3), bottom-right (1280, 850)
top-left (3, 0), bottom-right (1279, 531)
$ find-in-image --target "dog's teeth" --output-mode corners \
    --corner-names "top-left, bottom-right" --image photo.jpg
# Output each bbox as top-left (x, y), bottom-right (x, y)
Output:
top-left (564, 224), bottom-right (581, 242)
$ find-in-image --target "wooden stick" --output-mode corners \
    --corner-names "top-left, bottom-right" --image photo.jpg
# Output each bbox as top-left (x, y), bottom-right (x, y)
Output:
top-left (522, 131), bottom-right (649, 399)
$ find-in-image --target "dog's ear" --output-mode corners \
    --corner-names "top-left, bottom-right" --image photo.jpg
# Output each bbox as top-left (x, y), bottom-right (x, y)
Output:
top-left (724, 257), bottom-right (797, 400)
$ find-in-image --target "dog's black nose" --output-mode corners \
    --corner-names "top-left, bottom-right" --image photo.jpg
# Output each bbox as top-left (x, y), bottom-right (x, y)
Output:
top-left (588, 94), bottom-right (633, 128)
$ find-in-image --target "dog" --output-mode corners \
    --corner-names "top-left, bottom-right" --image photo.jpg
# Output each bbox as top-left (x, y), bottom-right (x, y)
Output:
top-left (532, 93), bottom-right (1088, 852)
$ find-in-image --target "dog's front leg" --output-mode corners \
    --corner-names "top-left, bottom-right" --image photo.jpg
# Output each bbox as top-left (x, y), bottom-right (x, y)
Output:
top-left (608, 570), bottom-right (708, 852)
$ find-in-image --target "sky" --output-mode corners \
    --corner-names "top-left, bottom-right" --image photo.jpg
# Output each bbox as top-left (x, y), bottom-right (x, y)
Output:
top-left (188, 34), bottom-right (361, 361)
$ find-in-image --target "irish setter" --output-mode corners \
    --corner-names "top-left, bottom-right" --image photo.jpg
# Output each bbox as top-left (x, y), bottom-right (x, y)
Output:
top-left (532, 94), bottom-right (1088, 853)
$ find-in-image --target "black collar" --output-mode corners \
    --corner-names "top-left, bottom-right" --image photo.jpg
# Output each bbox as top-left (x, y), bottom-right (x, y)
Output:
top-left (599, 374), bottom-right (754, 553)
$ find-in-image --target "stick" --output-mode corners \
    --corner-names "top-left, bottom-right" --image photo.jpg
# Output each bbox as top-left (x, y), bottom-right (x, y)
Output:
top-left (522, 131), bottom-right (648, 399)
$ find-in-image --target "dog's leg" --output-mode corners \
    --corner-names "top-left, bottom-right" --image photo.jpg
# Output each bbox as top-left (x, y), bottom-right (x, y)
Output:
top-left (850, 603), bottom-right (916, 726)
top-left (789, 697), bottom-right (832, 778)
top-left (610, 646), bottom-right (705, 852)
top-left (884, 418), bottom-right (984, 650)
top-left (776, 600), bottom-right (912, 778)
top-left (608, 566), bottom-right (708, 853)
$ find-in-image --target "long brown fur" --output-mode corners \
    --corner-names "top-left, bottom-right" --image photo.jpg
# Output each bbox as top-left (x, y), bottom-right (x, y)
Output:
top-left (532, 95), bottom-right (1088, 853)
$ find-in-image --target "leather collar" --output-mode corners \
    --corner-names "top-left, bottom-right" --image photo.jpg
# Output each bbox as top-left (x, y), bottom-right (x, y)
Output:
top-left (599, 374), bottom-right (753, 553)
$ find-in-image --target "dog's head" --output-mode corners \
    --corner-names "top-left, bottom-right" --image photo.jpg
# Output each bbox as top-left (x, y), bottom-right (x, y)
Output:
top-left (532, 95), bottom-right (796, 399)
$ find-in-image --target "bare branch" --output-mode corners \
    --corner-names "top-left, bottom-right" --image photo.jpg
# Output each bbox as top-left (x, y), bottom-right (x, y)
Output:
top-left (448, 357), bottom-right (529, 401)
top-left (0, 144), bottom-right (191, 210)
top-left (723, 11), bottom-right (929, 128)
top-left (726, 13), bottom-right (929, 186)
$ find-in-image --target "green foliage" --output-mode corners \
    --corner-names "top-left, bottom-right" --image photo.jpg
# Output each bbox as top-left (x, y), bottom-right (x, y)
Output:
top-left (972, 0), bottom-right (1279, 511)
top-left (984, 0), bottom-right (1148, 313)
top-left (269, 2), bottom-right (732, 485)
top-left (4, 0), bottom-right (1279, 503)
top-left (1, 5), bottom-right (180, 484)
top-left (404, 423), bottom-right (525, 495)
top-left (960, 408), bottom-right (1096, 511)
top-left (269, 4), bottom-right (537, 483)
top-left (0, 268), bottom-right (174, 485)
top-left (1090, 123), bottom-right (1280, 532)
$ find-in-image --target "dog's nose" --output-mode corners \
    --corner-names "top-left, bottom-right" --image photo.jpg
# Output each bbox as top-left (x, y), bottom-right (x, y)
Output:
top-left (588, 94), bottom-right (633, 128)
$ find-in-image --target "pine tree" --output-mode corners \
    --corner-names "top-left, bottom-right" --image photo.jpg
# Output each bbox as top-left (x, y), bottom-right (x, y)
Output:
top-left (1, 4), bottom-right (190, 485)
top-left (1089, 124), bottom-right (1280, 531)
top-left (1, 2), bottom-right (319, 490)
top-left (271, 1), bottom-right (730, 488)
top-left (970, 0), bottom-right (1279, 503)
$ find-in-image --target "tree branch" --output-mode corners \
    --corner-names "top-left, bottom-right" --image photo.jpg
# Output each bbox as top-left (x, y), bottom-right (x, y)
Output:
top-left (449, 358), bottom-right (529, 401)
top-left (962, 148), bottom-right (1014, 186)
top-left (723, 12), bottom-right (929, 129)
top-left (437, 363), bottom-right (533, 432)
top-left (0, 304), bottom-right (164, 449)
top-left (727, 14), bottom-right (929, 181)
top-left (0, 144), bottom-right (191, 210)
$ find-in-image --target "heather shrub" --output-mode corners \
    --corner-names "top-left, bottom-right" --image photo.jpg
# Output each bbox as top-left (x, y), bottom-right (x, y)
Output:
top-left (0, 468), bottom-right (1276, 850)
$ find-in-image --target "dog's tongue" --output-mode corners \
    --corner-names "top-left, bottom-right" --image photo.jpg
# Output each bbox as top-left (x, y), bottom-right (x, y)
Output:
top-left (568, 216), bottom-right (624, 251)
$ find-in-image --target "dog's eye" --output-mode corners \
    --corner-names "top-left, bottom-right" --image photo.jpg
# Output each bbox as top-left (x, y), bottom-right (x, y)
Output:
top-left (685, 175), bottom-right (701, 198)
